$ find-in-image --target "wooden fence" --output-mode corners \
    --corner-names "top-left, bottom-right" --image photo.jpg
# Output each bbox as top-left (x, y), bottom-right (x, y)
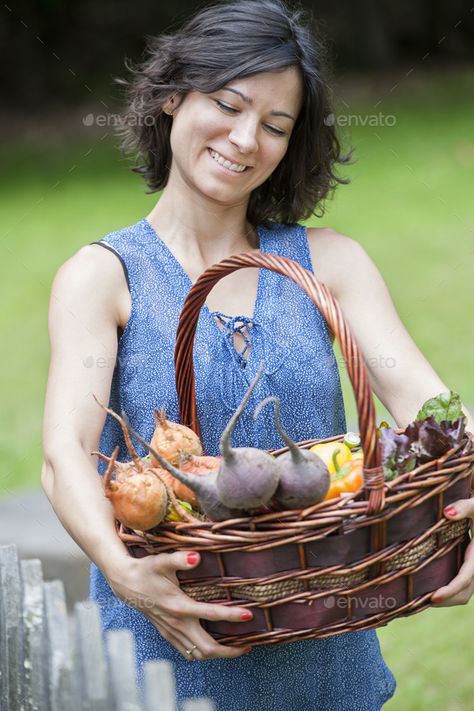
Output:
top-left (0, 544), bottom-right (215, 711)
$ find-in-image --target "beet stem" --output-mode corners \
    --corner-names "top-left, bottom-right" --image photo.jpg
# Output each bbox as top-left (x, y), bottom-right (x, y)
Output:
top-left (91, 450), bottom-right (111, 464)
top-left (219, 360), bottom-right (265, 459)
top-left (104, 446), bottom-right (119, 489)
top-left (253, 395), bottom-right (303, 463)
top-left (92, 394), bottom-right (143, 472)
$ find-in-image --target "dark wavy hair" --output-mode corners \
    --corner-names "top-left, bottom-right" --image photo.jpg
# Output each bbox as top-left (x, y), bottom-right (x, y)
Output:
top-left (117, 0), bottom-right (352, 227)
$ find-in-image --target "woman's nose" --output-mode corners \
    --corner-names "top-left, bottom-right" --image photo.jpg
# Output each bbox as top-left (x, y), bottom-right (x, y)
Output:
top-left (228, 120), bottom-right (258, 154)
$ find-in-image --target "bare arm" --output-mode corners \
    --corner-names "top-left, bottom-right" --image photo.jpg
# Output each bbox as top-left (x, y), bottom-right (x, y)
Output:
top-left (41, 244), bottom-right (130, 574)
top-left (308, 229), bottom-right (474, 431)
top-left (42, 244), bottom-right (252, 659)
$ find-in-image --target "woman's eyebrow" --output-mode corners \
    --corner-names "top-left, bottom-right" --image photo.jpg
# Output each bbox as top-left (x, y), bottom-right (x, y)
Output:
top-left (221, 87), bottom-right (296, 122)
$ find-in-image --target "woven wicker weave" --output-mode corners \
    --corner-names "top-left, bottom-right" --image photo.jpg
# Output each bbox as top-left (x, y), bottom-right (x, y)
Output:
top-left (118, 252), bottom-right (473, 647)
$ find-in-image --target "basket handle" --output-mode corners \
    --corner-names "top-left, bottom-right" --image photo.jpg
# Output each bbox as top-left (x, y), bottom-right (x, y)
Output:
top-left (174, 252), bottom-right (385, 513)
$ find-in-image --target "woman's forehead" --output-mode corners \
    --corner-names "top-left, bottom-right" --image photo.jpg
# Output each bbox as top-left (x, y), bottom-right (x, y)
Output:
top-left (228, 68), bottom-right (302, 93)
top-left (214, 68), bottom-right (303, 112)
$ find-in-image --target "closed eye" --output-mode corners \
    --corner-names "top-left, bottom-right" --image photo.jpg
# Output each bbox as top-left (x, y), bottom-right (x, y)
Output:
top-left (215, 99), bottom-right (238, 114)
top-left (214, 100), bottom-right (287, 136)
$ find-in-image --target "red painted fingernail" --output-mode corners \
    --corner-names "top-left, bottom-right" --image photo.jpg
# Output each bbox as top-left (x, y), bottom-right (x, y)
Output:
top-left (241, 612), bottom-right (253, 621)
top-left (243, 648), bottom-right (252, 653)
top-left (187, 553), bottom-right (199, 565)
top-left (444, 506), bottom-right (457, 516)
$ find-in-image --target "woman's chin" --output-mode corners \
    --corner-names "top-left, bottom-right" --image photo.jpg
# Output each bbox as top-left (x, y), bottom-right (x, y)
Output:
top-left (195, 178), bottom-right (248, 204)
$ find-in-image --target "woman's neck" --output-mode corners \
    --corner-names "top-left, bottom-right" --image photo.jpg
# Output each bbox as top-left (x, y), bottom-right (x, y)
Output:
top-left (146, 189), bottom-right (259, 265)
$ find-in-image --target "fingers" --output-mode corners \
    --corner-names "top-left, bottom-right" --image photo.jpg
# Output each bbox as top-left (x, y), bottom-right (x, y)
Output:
top-left (150, 551), bottom-right (254, 622)
top-left (176, 597), bottom-right (254, 625)
top-left (430, 501), bottom-right (474, 607)
top-left (148, 617), bottom-right (195, 660)
top-left (431, 587), bottom-right (473, 607)
top-left (431, 539), bottom-right (474, 605)
top-left (154, 550), bottom-right (202, 576)
top-left (175, 620), bottom-right (250, 660)
top-left (142, 551), bottom-right (255, 657)
top-left (147, 615), bottom-right (250, 661)
top-left (443, 498), bottom-right (474, 519)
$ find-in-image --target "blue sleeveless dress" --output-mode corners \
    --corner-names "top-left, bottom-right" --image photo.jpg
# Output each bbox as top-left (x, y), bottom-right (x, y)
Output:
top-left (90, 218), bottom-right (397, 710)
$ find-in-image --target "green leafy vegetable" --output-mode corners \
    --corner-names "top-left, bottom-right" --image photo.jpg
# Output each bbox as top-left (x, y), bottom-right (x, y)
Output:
top-left (416, 390), bottom-right (463, 425)
top-left (380, 390), bottom-right (467, 480)
top-left (176, 498), bottom-right (193, 512)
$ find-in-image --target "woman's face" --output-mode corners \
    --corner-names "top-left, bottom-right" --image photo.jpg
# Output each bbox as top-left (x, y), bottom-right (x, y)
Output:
top-left (166, 67), bottom-right (303, 206)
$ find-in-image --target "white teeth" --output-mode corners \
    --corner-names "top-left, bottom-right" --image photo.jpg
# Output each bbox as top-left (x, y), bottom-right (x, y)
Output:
top-left (210, 150), bottom-right (247, 172)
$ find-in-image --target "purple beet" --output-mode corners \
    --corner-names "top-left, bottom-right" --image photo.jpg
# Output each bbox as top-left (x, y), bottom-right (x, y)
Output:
top-left (216, 363), bottom-right (280, 509)
top-left (253, 396), bottom-right (330, 509)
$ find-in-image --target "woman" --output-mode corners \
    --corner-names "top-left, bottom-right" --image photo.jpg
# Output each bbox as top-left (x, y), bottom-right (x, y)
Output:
top-left (41, 1), bottom-right (474, 709)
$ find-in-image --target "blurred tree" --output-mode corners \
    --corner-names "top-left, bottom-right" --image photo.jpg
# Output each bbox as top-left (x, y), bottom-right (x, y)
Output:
top-left (1, 0), bottom-right (473, 109)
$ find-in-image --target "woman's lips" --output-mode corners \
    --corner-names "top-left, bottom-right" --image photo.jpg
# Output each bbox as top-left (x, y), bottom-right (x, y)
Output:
top-left (207, 148), bottom-right (251, 174)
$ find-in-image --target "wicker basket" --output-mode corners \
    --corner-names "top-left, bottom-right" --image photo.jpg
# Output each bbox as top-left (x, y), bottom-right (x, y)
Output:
top-left (119, 252), bottom-right (473, 647)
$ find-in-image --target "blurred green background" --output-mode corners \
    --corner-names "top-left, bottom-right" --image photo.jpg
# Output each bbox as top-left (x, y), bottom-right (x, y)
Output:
top-left (1, 1), bottom-right (473, 708)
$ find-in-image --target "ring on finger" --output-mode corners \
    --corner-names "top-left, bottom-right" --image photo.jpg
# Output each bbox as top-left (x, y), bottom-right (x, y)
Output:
top-left (185, 644), bottom-right (198, 659)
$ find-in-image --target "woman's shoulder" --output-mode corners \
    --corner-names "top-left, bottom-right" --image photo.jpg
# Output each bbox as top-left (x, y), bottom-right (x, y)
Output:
top-left (306, 226), bottom-right (371, 298)
top-left (56, 235), bottom-right (129, 293)
top-left (53, 239), bottom-right (131, 332)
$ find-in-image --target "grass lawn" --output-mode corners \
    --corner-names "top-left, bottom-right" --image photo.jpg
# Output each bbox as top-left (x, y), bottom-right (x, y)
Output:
top-left (320, 67), bottom-right (474, 427)
top-left (1, 67), bottom-right (473, 709)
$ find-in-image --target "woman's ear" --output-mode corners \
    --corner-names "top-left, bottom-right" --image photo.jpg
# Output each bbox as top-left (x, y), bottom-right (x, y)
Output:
top-left (163, 101), bottom-right (174, 116)
top-left (163, 93), bottom-right (182, 116)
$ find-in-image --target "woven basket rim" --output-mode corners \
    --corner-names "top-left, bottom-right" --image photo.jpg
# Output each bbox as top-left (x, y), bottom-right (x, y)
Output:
top-left (120, 437), bottom-right (473, 544)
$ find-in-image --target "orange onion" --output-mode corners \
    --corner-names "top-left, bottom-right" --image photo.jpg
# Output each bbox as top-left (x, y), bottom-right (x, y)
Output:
top-left (146, 455), bottom-right (221, 510)
top-left (103, 447), bottom-right (168, 531)
top-left (93, 451), bottom-right (146, 482)
top-left (173, 454), bottom-right (222, 509)
top-left (150, 409), bottom-right (203, 467)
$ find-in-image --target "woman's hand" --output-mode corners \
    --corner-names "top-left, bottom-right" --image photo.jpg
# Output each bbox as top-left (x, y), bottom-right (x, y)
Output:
top-left (431, 499), bottom-right (474, 607)
top-left (105, 551), bottom-right (253, 660)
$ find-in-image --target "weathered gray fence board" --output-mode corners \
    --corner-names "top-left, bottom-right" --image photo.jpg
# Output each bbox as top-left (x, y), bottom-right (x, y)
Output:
top-left (0, 544), bottom-right (22, 710)
top-left (44, 580), bottom-right (74, 711)
top-left (21, 558), bottom-right (48, 711)
top-left (106, 629), bottom-right (142, 711)
top-left (74, 601), bottom-right (109, 711)
top-left (182, 700), bottom-right (216, 711)
top-left (143, 659), bottom-right (177, 711)
top-left (2, 545), bottom-right (219, 711)
top-left (0, 548), bottom-right (6, 710)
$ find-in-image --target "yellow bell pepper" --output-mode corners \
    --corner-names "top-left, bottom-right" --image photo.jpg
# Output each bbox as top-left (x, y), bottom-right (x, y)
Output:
top-left (309, 441), bottom-right (352, 474)
top-left (310, 433), bottom-right (365, 501)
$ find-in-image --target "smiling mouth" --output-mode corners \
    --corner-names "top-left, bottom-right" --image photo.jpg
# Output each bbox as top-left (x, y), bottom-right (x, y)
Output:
top-left (208, 148), bottom-right (250, 173)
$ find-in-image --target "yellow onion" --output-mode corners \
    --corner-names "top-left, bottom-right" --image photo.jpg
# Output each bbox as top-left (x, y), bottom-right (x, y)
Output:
top-left (150, 409), bottom-right (203, 468)
top-left (103, 447), bottom-right (168, 531)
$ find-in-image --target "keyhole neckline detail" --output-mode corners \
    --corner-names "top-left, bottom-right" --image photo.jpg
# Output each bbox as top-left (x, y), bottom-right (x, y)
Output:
top-left (141, 217), bottom-right (266, 326)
